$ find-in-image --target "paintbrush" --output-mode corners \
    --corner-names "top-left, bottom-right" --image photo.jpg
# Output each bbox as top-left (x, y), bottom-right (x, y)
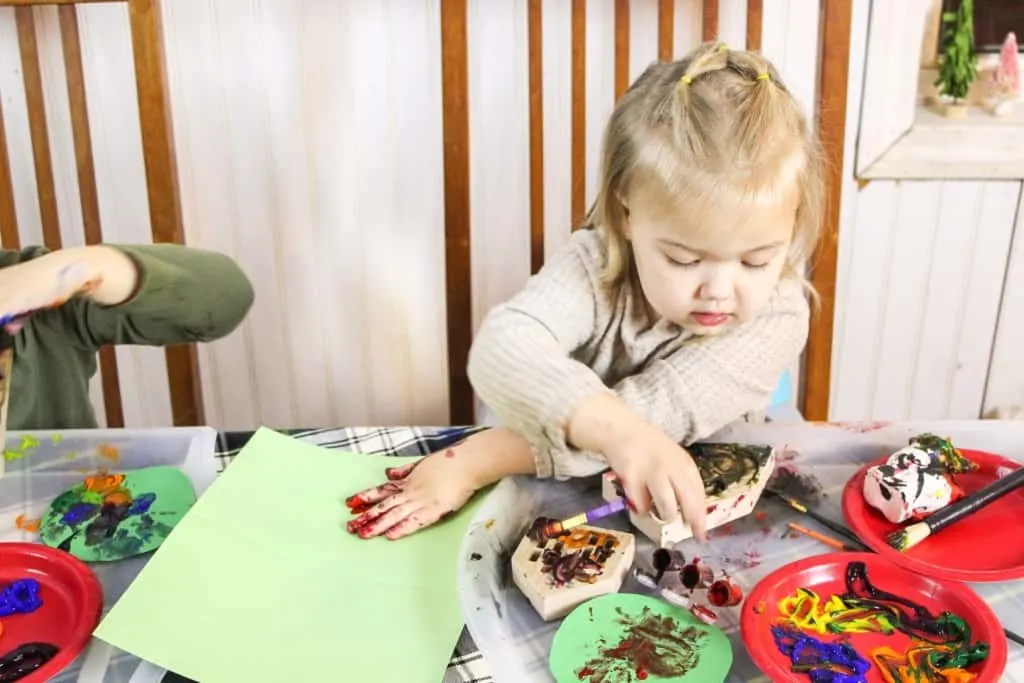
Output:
top-left (529, 498), bottom-right (628, 542)
top-left (787, 522), bottom-right (859, 552)
top-left (764, 488), bottom-right (869, 551)
top-left (886, 467), bottom-right (1024, 552)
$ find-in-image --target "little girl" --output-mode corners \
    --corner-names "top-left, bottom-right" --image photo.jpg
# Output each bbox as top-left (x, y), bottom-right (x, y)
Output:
top-left (346, 41), bottom-right (823, 542)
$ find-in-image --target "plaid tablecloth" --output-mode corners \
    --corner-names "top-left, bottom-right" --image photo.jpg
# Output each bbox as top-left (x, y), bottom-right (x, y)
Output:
top-left (158, 422), bottom-right (1024, 683)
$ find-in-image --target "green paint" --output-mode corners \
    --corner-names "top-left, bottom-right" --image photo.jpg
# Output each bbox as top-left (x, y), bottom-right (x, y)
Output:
top-left (3, 434), bottom-right (41, 461)
top-left (39, 465), bottom-right (196, 562)
top-left (549, 593), bottom-right (733, 683)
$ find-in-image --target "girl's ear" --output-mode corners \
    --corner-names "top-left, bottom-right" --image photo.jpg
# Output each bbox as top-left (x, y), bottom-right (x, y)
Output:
top-left (618, 195), bottom-right (632, 238)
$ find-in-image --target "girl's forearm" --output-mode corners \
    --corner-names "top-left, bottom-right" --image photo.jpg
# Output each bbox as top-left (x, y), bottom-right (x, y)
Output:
top-left (565, 392), bottom-right (648, 457)
top-left (39, 246), bottom-right (139, 307)
top-left (459, 426), bottom-right (537, 488)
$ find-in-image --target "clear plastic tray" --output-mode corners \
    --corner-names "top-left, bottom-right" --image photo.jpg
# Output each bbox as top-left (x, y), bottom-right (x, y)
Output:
top-left (0, 426), bottom-right (220, 683)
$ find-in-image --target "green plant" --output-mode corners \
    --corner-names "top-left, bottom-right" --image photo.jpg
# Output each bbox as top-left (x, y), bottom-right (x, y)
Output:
top-left (935, 0), bottom-right (978, 103)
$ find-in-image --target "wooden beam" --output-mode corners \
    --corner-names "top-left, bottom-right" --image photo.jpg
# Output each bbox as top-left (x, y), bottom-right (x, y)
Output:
top-left (440, 0), bottom-right (473, 424)
top-left (60, 4), bottom-right (124, 428)
top-left (16, 7), bottom-right (61, 250)
top-left (746, 0), bottom-right (763, 52)
top-left (0, 99), bottom-right (18, 250)
top-left (614, 0), bottom-right (629, 100)
top-left (658, 0), bottom-right (673, 61)
top-left (802, 0), bottom-right (852, 421)
top-left (702, 0), bottom-right (719, 42)
top-left (0, 0), bottom-right (122, 6)
top-left (571, 0), bottom-right (586, 226)
top-left (528, 0), bottom-right (544, 274)
top-left (127, 0), bottom-right (205, 426)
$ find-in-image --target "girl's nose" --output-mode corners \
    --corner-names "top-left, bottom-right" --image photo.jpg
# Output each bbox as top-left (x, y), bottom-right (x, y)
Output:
top-left (698, 269), bottom-right (732, 301)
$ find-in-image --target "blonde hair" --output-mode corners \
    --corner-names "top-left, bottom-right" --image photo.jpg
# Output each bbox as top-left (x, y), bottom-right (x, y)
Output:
top-left (585, 41), bottom-right (824, 294)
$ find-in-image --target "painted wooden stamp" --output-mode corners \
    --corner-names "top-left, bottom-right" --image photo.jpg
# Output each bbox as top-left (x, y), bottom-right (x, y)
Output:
top-left (601, 442), bottom-right (777, 547)
top-left (511, 523), bottom-right (635, 622)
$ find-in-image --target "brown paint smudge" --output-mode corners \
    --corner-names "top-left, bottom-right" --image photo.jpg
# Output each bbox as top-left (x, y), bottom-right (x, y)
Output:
top-left (576, 606), bottom-right (706, 681)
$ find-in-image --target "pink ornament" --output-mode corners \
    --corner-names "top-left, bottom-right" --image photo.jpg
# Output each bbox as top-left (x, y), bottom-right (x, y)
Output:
top-left (995, 32), bottom-right (1020, 98)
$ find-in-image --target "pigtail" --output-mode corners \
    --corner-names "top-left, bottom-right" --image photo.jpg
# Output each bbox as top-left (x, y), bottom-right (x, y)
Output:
top-left (733, 54), bottom-right (783, 167)
top-left (670, 42), bottom-right (729, 161)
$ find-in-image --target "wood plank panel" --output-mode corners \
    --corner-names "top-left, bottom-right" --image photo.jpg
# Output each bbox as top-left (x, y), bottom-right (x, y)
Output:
top-left (0, 0), bottom-right (121, 5)
top-left (127, 0), bottom-right (203, 426)
top-left (59, 4), bottom-right (124, 428)
top-left (571, 0), bottom-right (585, 225)
top-left (746, 0), bottom-right (762, 51)
top-left (802, 0), bottom-right (851, 421)
top-left (657, 0), bottom-right (673, 60)
top-left (0, 97), bottom-right (17, 249)
top-left (440, 0), bottom-right (472, 424)
top-left (702, 0), bottom-right (718, 41)
top-left (614, 0), bottom-right (629, 99)
top-left (541, 1), bottom-right (573, 261)
top-left (16, 7), bottom-right (61, 250)
top-left (529, 0), bottom-right (544, 274)
top-left (984, 186), bottom-right (1024, 415)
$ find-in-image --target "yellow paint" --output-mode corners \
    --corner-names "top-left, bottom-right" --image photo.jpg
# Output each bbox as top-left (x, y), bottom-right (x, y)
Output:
top-left (777, 587), bottom-right (897, 635)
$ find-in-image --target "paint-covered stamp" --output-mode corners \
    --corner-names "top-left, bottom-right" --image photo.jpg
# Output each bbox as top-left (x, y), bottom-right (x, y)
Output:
top-left (602, 442), bottom-right (776, 548)
top-left (510, 524), bottom-right (635, 622)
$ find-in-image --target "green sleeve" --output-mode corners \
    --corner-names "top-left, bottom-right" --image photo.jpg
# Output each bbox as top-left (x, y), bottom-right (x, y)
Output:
top-left (58, 244), bottom-right (255, 351)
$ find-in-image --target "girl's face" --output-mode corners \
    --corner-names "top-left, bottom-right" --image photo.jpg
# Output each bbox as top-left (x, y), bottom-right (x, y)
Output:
top-left (623, 188), bottom-right (798, 335)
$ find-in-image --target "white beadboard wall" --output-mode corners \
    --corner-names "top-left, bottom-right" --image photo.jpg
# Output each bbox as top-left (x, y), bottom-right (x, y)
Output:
top-left (3, 0), bottom-right (1017, 429)
top-left (829, 0), bottom-right (1024, 421)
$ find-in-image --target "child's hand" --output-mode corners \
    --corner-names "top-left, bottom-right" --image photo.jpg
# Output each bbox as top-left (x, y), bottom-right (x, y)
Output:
top-left (345, 450), bottom-right (478, 541)
top-left (0, 255), bottom-right (98, 331)
top-left (605, 423), bottom-right (708, 541)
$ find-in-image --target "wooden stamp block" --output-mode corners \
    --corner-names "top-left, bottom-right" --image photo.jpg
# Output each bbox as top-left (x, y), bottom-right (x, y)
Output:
top-left (601, 442), bottom-right (776, 547)
top-left (510, 524), bottom-right (636, 622)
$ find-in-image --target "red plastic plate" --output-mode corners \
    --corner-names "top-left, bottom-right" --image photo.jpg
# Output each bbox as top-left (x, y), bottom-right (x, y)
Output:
top-left (0, 542), bottom-right (103, 682)
top-left (740, 552), bottom-right (1007, 683)
top-left (842, 449), bottom-right (1024, 582)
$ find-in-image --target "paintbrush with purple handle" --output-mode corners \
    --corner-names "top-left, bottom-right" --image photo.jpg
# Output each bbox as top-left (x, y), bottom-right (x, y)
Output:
top-left (529, 498), bottom-right (628, 543)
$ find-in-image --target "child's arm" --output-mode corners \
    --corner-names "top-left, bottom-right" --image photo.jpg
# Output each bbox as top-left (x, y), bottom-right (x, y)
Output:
top-left (16, 244), bottom-right (254, 349)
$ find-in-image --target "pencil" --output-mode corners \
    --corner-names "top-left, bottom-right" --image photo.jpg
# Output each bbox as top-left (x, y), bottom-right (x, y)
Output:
top-left (765, 488), bottom-right (870, 550)
top-left (787, 522), bottom-right (858, 551)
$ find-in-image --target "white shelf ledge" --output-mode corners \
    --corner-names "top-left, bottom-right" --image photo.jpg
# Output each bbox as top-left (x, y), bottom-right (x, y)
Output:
top-left (859, 104), bottom-right (1024, 180)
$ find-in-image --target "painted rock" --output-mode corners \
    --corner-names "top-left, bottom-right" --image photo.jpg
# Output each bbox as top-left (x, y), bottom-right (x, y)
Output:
top-left (39, 466), bottom-right (196, 562)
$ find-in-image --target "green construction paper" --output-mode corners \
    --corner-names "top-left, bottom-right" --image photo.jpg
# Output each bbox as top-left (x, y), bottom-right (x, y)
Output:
top-left (39, 465), bottom-right (195, 562)
top-left (93, 427), bottom-right (487, 683)
top-left (550, 593), bottom-right (733, 683)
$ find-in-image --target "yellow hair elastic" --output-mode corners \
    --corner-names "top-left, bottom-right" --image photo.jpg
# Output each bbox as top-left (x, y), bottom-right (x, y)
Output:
top-left (680, 75), bottom-right (693, 85)
top-left (757, 72), bottom-right (770, 81)
top-left (717, 43), bottom-right (729, 52)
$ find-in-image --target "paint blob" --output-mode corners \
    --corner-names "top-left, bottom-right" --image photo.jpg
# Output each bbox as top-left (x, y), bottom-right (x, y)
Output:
top-left (772, 562), bottom-right (990, 682)
top-left (0, 642), bottom-right (58, 683)
top-left (39, 466), bottom-right (196, 562)
top-left (0, 580), bottom-right (42, 617)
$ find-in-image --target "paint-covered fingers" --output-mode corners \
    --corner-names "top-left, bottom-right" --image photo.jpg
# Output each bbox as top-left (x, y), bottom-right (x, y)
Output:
top-left (384, 459), bottom-right (420, 481)
top-left (346, 489), bottom-right (407, 536)
top-left (350, 500), bottom-right (423, 539)
top-left (344, 482), bottom-right (402, 514)
top-left (381, 513), bottom-right (431, 541)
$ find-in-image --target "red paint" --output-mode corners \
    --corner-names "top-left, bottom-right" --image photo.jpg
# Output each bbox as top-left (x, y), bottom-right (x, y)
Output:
top-left (444, 449), bottom-right (456, 459)
top-left (737, 494), bottom-right (746, 503)
top-left (0, 544), bottom-right (103, 681)
top-left (636, 667), bottom-right (648, 679)
top-left (576, 666), bottom-right (594, 679)
top-left (754, 511), bottom-right (768, 521)
top-left (706, 504), bottom-right (717, 514)
top-left (708, 577), bottom-right (744, 607)
top-left (344, 494), bottom-right (371, 514)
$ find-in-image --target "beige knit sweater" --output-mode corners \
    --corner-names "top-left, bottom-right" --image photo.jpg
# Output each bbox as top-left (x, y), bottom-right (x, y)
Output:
top-left (467, 227), bottom-right (810, 480)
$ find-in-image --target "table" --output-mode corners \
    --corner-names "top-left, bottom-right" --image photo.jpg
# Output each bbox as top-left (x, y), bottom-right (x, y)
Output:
top-left (9, 421), bottom-right (1024, 682)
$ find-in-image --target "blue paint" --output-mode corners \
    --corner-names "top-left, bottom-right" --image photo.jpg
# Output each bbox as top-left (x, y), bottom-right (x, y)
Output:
top-left (61, 501), bottom-right (99, 526)
top-left (128, 492), bottom-right (156, 516)
top-left (771, 624), bottom-right (869, 683)
top-left (0, 579), bottom-right (43, 617)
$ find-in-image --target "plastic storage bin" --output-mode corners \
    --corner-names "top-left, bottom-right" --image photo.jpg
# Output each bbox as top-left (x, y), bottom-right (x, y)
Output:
top-left (0, 426), bottom-right (219, 682)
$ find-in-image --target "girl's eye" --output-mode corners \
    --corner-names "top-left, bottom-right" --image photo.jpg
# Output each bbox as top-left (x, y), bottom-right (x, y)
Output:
top-left (742, 261), bottom-right (770, 270)
top-left (666, 255), bottom-right (699, 268)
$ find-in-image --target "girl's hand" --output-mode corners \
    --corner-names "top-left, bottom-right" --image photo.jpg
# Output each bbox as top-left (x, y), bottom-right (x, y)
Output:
top-left (605, 422), bottom-right (708, 542)
top-left (0, 256), bottom-right (96, 332)
top-left (345, 449), bottom-right (478, 540)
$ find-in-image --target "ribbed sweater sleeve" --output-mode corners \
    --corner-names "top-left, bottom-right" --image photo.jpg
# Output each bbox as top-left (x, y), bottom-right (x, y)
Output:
top-left (467, 230), bottom-right (810, 480)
